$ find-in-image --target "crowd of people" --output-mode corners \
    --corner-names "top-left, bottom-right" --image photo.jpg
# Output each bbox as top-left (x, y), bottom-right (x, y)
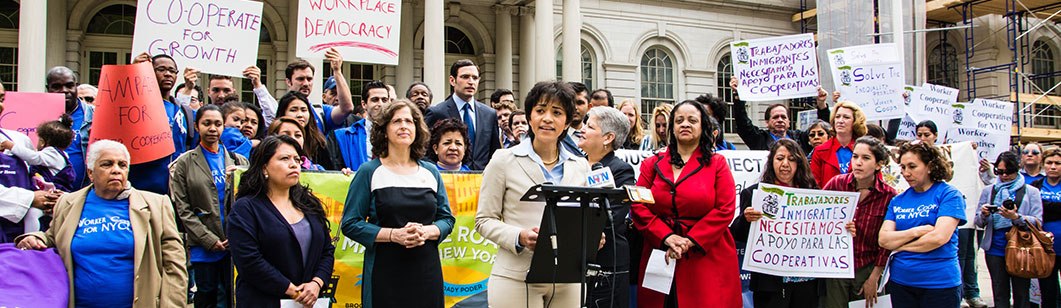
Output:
top-left (0, 49), bottom-right (1055, 308)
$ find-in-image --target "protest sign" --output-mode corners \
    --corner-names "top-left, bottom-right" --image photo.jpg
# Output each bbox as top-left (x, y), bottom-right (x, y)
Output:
top-left (88, 62), bottom-right (175, 164)
top-left (905, 83), bottom-right (960, 140)
top-left (830, 61), bottom-right (905, 121)
top-left (743, 183), bottom-right (858, 278)
top-left (895, 85), bottom-right (919, 141)
top-left (297, 0), bottom-right (402, 65)
top-left (944, 99), bottom-right (1014, 161)
top-left (881, 142), bottom-right (984, 228)
top-left (234, 170), bottom-right (493, 307)
top-left (131, 0), bottom-right (263, 78)
top-left (0, 92), bottom-right (65, 147)
top-left (826, 43), bottom-right (900, 67)
top-left (731, 33), bottom-right (820, 101)
top-left (615, 149), bottom-right (767, 211)
top-left (796, 109), bottom-right (818, 130)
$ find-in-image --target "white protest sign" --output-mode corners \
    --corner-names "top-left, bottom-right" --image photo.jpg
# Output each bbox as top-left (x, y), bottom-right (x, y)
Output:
top-left (831, 61), bottom-right (906, 121)
top-left (743, 183), bottom-right (858, 278)
top-left (895, 85), bottom-right (919, 141)
top-left (905, 83), bottom-right (960, 140)
top-left (944, 99), bottom-right (1014, 161)
top-left (131, 0), bottom-right (263, 78)
top-left (731, 34), bottom-right (820, 101)
top-left (797, 109), bottom-right (818, 130)
top-left (882, 142), bottom-right (985, 228)
top-left (826, 43), bottom-right (900, 67)
top-left (297, 0), bottom-right (402, 65)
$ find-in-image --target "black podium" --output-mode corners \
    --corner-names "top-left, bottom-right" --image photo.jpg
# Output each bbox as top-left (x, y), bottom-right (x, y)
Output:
top-left (519, 183), bottom-right (630, 307)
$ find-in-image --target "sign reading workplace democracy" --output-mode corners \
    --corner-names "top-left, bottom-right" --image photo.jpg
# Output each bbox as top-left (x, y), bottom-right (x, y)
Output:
top-left (131, 0), bottom-right (264, 78)
top-left (730, 33), bottom-right (820, 101)
top-left (743, 183), bottom-right (858, 278)
top-left (297, 0), bottom-right (402, 65)
top-left (234, 170), bottom-right (493, 307)
top-left (945, 99), bottom-right (1014, 161)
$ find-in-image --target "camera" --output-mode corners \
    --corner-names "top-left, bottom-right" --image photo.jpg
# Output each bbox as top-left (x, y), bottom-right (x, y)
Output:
top-left (1003, 200), bottom-right (1017, 211)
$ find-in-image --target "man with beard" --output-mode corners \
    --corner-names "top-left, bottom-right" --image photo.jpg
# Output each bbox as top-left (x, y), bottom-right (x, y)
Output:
top-left (250, 50), bottom-right (355, 135)
top-left (406, 81), bottom-right (433, 115)
top-left (425, 59), bottom-right (500, 170)
top-left (129, 53), bottom-right (197, 195)
top-left (48, 66), bottom-right (92, 188)
top-left (174, 69), bottom-right (235, 107)
top-left (326, 80), bottom-right (390, 171)
top-left (730, 76), bottom-right (833, 154)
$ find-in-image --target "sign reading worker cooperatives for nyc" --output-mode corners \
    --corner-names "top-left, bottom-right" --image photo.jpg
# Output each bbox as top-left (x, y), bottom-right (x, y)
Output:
top-left (743, 183), bottom-right (858, 279)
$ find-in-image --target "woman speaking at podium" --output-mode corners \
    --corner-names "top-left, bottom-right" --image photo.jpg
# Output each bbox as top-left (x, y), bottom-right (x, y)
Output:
top-left (474, 81), bottom-right (591, 307)
top-left (631, 100), bottom-right (741, 307)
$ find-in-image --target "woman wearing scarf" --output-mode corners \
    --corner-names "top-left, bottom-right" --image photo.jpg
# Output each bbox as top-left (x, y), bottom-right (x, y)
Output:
top-left (975, 150), bottom-right (1043, 308)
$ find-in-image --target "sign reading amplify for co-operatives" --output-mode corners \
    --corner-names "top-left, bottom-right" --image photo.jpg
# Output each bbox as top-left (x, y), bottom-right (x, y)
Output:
top-left (233, 170), bottom-right (493, 307)
top-left (730, 33), bottom-right (820, 101)
top-left (743, 183), bottom-right (858, 278)
top-left (131, 0), bottom-right (264, 78)
top-left (88, 62), bottom-right (175, 164)
top-left (297, 0), bottom-right (402, 65)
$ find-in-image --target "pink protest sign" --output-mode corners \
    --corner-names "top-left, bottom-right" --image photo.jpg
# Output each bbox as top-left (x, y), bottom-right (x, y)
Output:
top-left (297, 0), bottom-right (402, 65)
top-left (0, 92), bottom-right (66, 147)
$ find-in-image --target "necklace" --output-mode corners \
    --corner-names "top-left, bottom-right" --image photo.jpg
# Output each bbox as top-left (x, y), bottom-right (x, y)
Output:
top-left (543, 154), bottom-right (560, 165)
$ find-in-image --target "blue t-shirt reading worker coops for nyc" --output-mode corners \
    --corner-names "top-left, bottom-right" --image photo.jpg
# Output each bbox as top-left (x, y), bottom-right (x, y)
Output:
top-left (884, 181), bottom-right (967, 289)
top-left (70, 189), bottom-right (135, 308)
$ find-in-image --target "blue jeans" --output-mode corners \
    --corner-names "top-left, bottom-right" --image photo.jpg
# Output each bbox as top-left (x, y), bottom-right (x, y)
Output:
top-left (887, 281), bottom-right (961, 308)
top-left (958, 228), bottom-right (982, 299)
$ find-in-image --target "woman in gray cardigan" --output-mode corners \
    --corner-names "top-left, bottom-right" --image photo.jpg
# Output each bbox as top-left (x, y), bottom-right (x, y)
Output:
top-left (975, 150), bottom-right (1043, 308)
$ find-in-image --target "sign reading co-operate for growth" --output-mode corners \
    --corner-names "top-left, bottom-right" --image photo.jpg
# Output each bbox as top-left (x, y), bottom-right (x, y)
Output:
top-left (131, 0), bottom-right (264, 78)
top-left (730, 33), bottom-right (820, 101)
top-left (297, 0), bottom-right (402, 65)
top-left (88, 62), bottom-right (175, 164)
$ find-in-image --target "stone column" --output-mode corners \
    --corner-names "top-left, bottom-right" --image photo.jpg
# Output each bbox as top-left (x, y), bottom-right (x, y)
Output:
top-left (424, 0), bottom-right (445, 105)
top-left (561, 0), bottom-right (581, 82)
top-left (534, 0), bottom-right (555, 80)
top-left (396, 0), bottom-right (415, 92)
top-left (18, 0), bottom-right (47, 91)
top-left (518, 7), bottom-right (535, 99)
top-left (494, 5), bottom-right (514, 91)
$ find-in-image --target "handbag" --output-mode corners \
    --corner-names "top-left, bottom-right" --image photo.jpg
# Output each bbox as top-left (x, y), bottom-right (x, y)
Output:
top-left (1005, 219), bottom-right (1056, 278)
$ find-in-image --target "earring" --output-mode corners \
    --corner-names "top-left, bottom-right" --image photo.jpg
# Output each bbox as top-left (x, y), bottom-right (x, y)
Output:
top-left (264, 173), bottom-right (269, 179)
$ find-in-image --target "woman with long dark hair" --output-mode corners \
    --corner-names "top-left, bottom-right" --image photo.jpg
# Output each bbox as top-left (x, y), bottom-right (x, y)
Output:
top-left (632, 100), bottom-right (740, 307)
top-left (731, 138), bottom-right (819, 307)
top-left (228, 135), bottom-right (335, 308)
top-left (276, 91), bottom-right (332, 169)
top-left (820, 136), bottom-right (898, 308)
top-left (341, 100), bottom-right (455, 307)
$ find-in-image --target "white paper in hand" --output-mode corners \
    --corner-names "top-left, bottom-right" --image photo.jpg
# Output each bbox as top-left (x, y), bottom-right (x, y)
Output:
top-left (642, 249), bottom-right (676, 294)
top-left (280, 298), bottom-right (330, 308)
top-left (848, 294), bottom-right (892, 308)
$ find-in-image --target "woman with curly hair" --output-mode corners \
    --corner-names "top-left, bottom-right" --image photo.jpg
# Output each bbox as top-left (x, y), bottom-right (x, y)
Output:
top-left (617, 99), bottom-right (645, 150)
top-left (341, 99), bottom-right (455, 307)
top-left (427, 118), bottom-right (472, 171)
top-left (878, 141), bottom-right (966, 308)
top-left (731, 138), bottom-right (819, 307)
top-left (640, 103), bottom-right (673, 152)
top-left (810, 101), bottom-right (868, 187)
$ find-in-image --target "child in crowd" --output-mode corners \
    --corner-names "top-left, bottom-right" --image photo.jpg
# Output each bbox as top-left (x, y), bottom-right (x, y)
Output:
top-left (0, 117), bottom-right (76, 232)
top-left (220, 102), bottom-right (253, 159)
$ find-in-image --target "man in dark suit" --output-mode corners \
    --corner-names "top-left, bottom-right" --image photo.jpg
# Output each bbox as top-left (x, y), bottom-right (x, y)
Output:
top-left (425, 60), bottom-right (501, 170)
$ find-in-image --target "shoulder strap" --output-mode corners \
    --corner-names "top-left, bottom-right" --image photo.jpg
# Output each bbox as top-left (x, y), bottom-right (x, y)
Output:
top-left (991, 185), bottom-right (998, 202)
top-left (1015, 185), bottom-right (1027, 209)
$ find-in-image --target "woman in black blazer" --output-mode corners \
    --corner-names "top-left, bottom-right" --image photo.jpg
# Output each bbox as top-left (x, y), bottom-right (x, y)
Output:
top-left (228, 135), bottom-right (335, 308)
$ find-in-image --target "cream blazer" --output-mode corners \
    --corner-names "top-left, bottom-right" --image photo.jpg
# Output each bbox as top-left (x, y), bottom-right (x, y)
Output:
top-left (16, 187), bottom-right (188, 308)
top-left (474, 148), bottom-right (590, 280)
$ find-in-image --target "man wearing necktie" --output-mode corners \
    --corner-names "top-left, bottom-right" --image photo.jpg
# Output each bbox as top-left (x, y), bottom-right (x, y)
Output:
top-left (426, 59), bottom-right (501, 170)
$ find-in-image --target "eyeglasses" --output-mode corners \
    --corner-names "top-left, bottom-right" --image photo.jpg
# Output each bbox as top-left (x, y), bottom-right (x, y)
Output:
top-left (994, 168), bottom-right (1018, 175)
top-left (80, 96), bottom-right (95, 103)
top-left (810, 132), bottom-right (827, 137)
top-left (154, 67), bottom-right (179, 75)
top-left (1023, 150), bottom-right (1041, 155)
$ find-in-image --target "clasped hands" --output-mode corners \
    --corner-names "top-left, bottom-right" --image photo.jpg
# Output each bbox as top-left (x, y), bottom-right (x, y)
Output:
top-left (390, 222), bottom-right (429, 248)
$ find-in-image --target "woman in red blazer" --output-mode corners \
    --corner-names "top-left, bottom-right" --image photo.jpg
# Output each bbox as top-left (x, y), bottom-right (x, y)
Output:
top-left (632, 100), bottom-right (741, 308)
top-left (810, 101), bottom-right (867, 188)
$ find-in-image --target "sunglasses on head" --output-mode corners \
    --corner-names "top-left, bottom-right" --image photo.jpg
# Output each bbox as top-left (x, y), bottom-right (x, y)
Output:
top-left (1023, 150), bottom-right (1041, 155)
top-left (994, 168), bottom-right (1018, 175)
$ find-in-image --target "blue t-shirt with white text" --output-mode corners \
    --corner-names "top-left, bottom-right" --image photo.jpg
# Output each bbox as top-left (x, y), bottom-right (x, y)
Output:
top-left (71, 190), bottom-right (134, 308)
top-left (1040, 180), bottom-right (1061, 252)
top-left (884, 182), bottom-right (967, 289)
top-left (189, 146), bottom-right (228, 263)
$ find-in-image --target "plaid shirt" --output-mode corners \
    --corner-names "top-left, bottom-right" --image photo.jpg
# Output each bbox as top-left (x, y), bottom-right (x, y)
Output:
top-left (823, 173), bottom-right (897, 268)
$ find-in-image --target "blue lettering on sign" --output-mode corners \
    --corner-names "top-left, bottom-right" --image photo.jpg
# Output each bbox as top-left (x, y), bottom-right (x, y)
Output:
top-left (443, 278), bottom-right (489, 297)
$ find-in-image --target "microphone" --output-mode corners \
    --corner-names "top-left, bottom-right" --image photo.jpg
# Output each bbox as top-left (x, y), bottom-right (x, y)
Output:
top-left (587, 163), bottom-right (615, 188)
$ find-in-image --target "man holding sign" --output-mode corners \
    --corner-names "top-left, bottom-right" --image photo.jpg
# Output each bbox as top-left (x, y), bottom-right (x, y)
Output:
top-left (255, 49), bottom-right (356, 136)
top-left (729, 76), bottom-right (835, 155)
top-left (124, 53), bottom-right (197, 195)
